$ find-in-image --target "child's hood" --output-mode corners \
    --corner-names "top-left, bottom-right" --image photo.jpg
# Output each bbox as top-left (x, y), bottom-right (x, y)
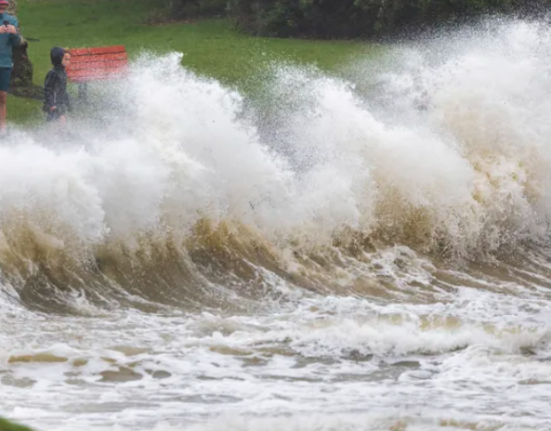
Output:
top-left (50, 46), bottom-right (65, 67)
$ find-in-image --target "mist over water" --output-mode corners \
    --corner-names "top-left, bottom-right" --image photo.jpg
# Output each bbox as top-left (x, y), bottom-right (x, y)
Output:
top-left (3, 18), bottom-right (551, 431)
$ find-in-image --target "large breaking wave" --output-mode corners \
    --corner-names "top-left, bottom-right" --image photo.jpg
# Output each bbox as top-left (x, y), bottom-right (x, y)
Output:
top-left (1, 19), bottom-right (551, 313)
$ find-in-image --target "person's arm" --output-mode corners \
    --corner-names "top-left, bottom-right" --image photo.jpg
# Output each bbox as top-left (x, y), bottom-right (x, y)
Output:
top-left (64, 87), bottom-right (72, 112)
top-left (43, 71), bottom-right (59, 111)
top-left (7, 17), bottom-right (21, 47)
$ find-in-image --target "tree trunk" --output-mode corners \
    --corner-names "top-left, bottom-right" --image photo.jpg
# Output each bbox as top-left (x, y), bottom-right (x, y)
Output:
top-left (7, 0), bottom-right (16, 15)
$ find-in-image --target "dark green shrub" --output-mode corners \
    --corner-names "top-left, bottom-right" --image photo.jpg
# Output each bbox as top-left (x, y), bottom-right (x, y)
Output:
top-left (228, 0), bottom-right (551, 38)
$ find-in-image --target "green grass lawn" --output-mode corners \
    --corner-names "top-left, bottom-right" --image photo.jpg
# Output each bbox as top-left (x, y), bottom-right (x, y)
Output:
top-left (9, 0), bottom-right (378, 125)
top-left (0, 417), bottom-right (35, 431)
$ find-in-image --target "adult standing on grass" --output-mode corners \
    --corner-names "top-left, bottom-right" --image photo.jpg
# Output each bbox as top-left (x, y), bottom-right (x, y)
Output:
top-left (0, 0), bottom-right (20, 134)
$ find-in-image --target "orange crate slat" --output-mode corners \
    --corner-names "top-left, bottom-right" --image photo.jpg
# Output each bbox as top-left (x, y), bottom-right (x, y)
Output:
top-left (68, 67), bottom-right (127, 80)
top-left (69, 75), bottom-right (125, 83)
top-left (67, 65), bottom-right (127, 73)
top-left (68, 70), bottom-right (127, 79)
top-left (69, 45), bottom-right (126, 56)
top-left (67, 60), bottom-right (128, 72)
top-left (69, 53), bottom-right (128, 64)
top-left (71, 75), bottom-right (124, 83)
top-left (88, 46), bottom-right (126, 55)
top-left (68, 48), bottom-right (89, 56)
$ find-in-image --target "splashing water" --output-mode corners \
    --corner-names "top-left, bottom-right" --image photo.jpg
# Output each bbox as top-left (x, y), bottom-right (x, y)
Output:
top-left (3, 18), bottom-right (551, 431)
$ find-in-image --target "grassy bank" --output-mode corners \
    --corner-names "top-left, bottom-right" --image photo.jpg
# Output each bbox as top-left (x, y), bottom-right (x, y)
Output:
top-left (0, 417), bottom-right (35, 431)
top-left (10, 0), bottom-right (377, 125)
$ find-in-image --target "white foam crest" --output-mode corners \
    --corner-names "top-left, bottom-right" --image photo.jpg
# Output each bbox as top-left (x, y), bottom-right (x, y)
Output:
top-left (0, 142), bottom-right (105, 247)
top-left (253, 65), bottom-right (487, 256)
top-left (2, 23), bottom-right (551, 265)
top-left (0, 54), bottom-right (377, 262)
top-left (354, 20), bottom-right (551, 249)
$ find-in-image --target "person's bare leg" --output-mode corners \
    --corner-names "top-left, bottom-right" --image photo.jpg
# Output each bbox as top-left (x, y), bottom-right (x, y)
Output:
top-left (52, 115), bottom-right (67, 134)
top-left (0, 91), bottom-right (7, 134)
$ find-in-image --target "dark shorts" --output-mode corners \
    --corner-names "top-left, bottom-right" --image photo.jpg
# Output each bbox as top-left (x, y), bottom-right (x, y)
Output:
top-left (0, 67), bottom-right (12, 92)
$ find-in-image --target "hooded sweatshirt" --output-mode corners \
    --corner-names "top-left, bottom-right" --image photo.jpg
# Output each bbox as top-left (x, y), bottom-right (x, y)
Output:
top-left (0, 13), bottom-right (21, 68)
top-left (43, 47), bottom-right (71, 114)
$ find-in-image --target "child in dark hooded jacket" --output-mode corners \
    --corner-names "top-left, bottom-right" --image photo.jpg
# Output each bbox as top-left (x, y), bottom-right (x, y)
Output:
top-left (43, 47), bottom-right (71, 123)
